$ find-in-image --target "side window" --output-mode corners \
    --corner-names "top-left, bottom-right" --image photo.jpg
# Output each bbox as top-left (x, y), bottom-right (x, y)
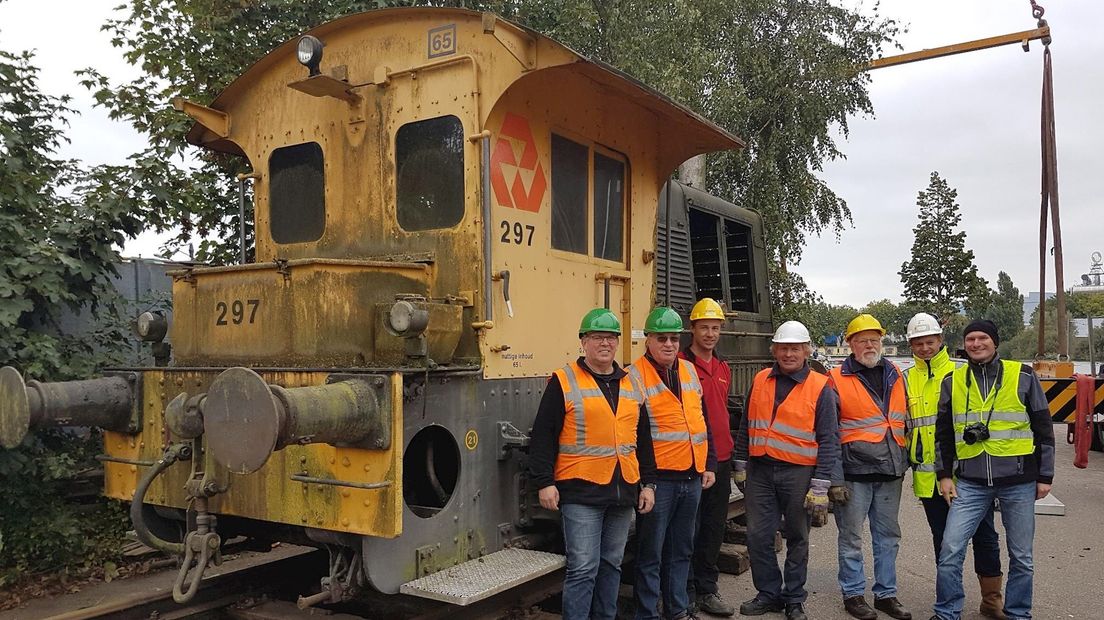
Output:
top-left (725, 219), bottom-right (757, 312)
top-left (269, 142), bottom-right (325, 244)
top-left (592, 153), bottom-right (624, 261)
top-left (689, 208), bottom-right (723, 301)
top-left (396, 115), bottom-right (465, 231)
top-left (551, 134), bottom-right (588, 254)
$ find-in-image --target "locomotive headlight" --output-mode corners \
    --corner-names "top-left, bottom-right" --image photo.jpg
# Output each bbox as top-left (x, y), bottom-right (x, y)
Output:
top-left (135, 311), bottom-right (168, 343)
top-left (297, 35), bottom-right (324, 77)
top-left (388, 300), bottom-right (429, 337)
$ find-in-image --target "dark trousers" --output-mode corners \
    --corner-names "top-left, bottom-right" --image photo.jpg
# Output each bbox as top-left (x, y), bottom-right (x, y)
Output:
top-left (690, 459), bottom-right (732, 598)
top-left (745, 458), bottom-right (814, 604)
top-left (920, 495), bottom-right (1002, 578)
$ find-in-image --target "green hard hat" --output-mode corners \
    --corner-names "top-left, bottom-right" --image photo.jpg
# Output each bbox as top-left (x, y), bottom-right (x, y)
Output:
top-left (579, 308), bottom-right (621, 336)
top-left (644, 306), bottom-right (683, 334)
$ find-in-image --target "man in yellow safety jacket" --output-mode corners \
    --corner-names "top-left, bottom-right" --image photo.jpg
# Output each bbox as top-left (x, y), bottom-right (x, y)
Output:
top-left (630, 306), bottom-right (716, 620)
top-left (529, 308), bottom-right (657, 620)
top-left (931, 320), bottom-right (1054, 620)
top-left (903, 313), bottom-right (1004, 619)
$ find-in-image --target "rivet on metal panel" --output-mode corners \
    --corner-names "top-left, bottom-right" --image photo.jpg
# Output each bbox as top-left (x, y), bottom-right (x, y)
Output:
top-left (316, 518), bottom-right (324, 525)
top-left (374, 438), bottom-right (384, 448)
top-left (342, 457), bottom-right (351, 467)
top-left (342, 518), bottom-right (350, 526)
top-left (363, 464), bottom-right (370, 472)
top-left (301, 456), bottom-right (308, 464)
top-left (363, 499), bottom-right (370, 507)
top-left (330, 457), bottom-right (336, 465)
top-left (341, 490), bottom-right (350, 498)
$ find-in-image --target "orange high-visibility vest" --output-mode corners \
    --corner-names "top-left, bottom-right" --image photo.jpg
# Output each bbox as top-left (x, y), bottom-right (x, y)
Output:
top-left (829, 366), bottom-right (907, 447)
top-left (553, 362), bottom-right (643, 484)
top-left (628, 358), bottom-right (708, 473)
top-left (747, 368), bottom-right (829, 466)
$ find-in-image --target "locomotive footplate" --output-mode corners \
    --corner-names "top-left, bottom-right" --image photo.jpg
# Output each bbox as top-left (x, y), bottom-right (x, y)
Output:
top-left (398, 548), bottom-right (565, 605)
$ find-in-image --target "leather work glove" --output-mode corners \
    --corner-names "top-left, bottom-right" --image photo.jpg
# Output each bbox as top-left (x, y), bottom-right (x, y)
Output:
top-left (828, 484), bottom-right (851, 506)
top-left (805, 478), bottom-right (831, 527)
top-left (732, 460), bottom-right (747, 491)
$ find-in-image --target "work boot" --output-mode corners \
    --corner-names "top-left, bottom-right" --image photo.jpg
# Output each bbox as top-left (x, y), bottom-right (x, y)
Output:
top-left (843, 596), bottom-right (877, 620)
top-left (696, 592), bottom-right (735, 617)
top-left (785, 602), bottom-right (808, 620)
top-left (978, 574), bottom-right (1007, 619)
top-left (739, 596), bottom-right (783, 616)
top-left (873, 596), bottom-right (912, 620)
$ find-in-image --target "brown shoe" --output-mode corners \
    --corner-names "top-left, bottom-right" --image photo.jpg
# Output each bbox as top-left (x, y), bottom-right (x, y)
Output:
top-left (978, 574), bottom-right (1007, 619)
top-left (843, 596), bottom-right (877, 620)
top-left (874, 596), bottom-right (912, 620)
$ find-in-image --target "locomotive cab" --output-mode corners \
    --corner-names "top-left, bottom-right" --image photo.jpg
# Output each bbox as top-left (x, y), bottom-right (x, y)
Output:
top-left (0, 7), bottom-right (747, 607)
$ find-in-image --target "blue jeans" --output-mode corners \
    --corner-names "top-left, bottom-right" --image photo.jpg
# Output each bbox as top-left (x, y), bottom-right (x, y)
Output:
top-left (934, 480), bottom-right (1037, 620)
top-left (635, 478), bottom-right (702, 619)
top-left (833, 478), bottom-right (903, 600)
top-left (920, 496), bottom-right (1002, 577)
top-left (561, 503), bottom-right (634, 620)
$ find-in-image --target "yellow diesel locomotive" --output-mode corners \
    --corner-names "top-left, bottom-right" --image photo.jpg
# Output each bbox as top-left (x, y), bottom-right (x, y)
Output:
top-left (0, 7), bottom-right (772, 607)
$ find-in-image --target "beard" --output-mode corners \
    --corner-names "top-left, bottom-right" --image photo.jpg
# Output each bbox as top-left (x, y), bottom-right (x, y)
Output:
top-left (857, 350), bottom-right (882, 368)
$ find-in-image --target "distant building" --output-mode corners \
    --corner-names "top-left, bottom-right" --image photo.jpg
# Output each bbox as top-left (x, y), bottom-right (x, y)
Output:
top-left (1023, 291), bottom-right (1055, 325)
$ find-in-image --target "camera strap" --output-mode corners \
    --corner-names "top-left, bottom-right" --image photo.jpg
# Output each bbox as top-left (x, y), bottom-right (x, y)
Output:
top-left (964, 361), bottom-right (1004, 428)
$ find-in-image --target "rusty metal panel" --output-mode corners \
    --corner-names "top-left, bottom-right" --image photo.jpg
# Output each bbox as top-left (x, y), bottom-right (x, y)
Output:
top-left (103, 369), bottom-right (404, 538)
top-left (170, 260), bottom-right (432, 367)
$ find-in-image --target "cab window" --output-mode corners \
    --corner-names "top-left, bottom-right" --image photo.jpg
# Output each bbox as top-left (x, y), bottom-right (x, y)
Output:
top-left (551, 133), bottom-right (627, 262)
top-left (724, 220), bottom-right (757, 312)
top-left (593, 153), bottom-right (624, 261)
top-left (551, 134), bottom-right (588, 254)
top-left (396, 115), bottom-right (465, 231)
top-left (689, 207), bottom-right (758, 313)
top-left (269, 142), bottom-right (325, 244)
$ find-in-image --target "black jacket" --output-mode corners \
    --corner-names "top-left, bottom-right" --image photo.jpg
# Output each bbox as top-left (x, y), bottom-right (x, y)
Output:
top-left (528, 358), bottom-right (657, 506)
top-left (934, 354), bottom-right (1055, 486)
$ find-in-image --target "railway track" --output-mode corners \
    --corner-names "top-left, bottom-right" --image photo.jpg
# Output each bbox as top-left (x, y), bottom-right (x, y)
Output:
top-left (30, 498), bottom-right (746, 620)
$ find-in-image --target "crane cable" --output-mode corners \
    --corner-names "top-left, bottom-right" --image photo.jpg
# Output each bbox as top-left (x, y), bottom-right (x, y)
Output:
top-left (1031, 0), bottom-right (1067, 359)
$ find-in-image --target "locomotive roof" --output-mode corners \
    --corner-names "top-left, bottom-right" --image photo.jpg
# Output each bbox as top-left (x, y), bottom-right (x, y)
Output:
top-left (184, 7), bottom-right (743, 154)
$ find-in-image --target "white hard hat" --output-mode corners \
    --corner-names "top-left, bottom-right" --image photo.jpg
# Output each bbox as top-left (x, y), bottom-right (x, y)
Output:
top-left (773, 320), bottom-right (811, 343)
top-left (906, 313), bottom-right (942, 340)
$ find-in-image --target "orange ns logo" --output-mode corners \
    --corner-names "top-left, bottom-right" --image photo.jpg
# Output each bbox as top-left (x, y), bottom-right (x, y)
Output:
top-left (490, 113), bottom-right (547, 213)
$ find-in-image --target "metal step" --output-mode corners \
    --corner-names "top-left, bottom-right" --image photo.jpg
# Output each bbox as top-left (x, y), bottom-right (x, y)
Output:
top-left (399, 548), bottom-right (565, 605)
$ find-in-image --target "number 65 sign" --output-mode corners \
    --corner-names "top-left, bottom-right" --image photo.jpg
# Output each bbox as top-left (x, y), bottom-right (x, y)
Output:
top-left (428, 24), bottom-right (456, 59)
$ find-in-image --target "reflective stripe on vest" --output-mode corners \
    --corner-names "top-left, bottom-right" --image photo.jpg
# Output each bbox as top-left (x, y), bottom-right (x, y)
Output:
top-left (903, 347), bottom-right (957, 498)
top-left (746, 367), bottom-right (828, 466)
top-left (829, 365), bottom-right (907, 447)
top-left (553, 362), bottom-right (643, 484)
top-left (628, 358), bottom-right (709, 472)
top-left (949, 360), bottom-right (1034, 460)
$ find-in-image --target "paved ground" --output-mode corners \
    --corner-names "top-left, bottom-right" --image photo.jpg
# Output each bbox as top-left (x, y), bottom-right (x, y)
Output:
top-left (711, 426), bottom-right (1104, 619)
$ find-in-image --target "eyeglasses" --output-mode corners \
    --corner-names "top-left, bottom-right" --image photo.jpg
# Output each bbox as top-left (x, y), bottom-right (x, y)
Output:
top-left (652, 335), bottom-right (680, 343)
top-left (852, 338), bottom-right (882, 346)
top-left (586, 334), bottom-right (619, 343)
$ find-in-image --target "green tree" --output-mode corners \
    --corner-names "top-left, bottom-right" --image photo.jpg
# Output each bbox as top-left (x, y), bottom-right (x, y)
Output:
top-left (775, 298), bottom-right (858, 346)
top-left (0, 49), bottom-right (132, 585)
top-left (78, 0), bottom-right (897, 282)
top-left (899, 172), bottom-right (988, 321)
top-left (977, 271), bottom-right (1025, 344)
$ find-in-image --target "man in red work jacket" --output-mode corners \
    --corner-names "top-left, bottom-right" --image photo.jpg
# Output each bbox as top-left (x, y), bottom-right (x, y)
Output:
top-left (680, 298), bottom-right (736, 617)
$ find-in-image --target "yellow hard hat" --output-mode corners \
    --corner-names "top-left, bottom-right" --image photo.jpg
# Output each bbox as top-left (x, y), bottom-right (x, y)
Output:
top-left (689, 298), bottom-right (725, 322)
top-left (844, 313), bottom-right (885, 340)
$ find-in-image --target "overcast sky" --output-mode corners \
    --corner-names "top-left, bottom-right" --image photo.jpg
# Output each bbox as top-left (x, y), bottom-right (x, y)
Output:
top-left (1, 1), bottom-right (1100, 305)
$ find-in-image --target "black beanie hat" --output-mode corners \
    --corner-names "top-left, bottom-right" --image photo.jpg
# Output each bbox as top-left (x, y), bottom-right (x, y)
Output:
top-left (963, 319), bottom-right (1000, 346)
